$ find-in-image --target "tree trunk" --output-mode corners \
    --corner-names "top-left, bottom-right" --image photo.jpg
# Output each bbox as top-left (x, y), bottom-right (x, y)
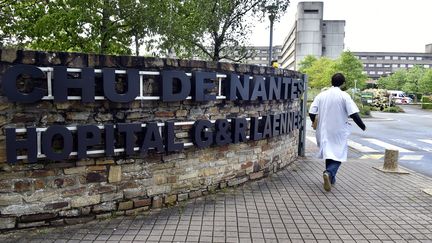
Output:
top-left (134, 34), bottom-right (139, 56)
top-left (99, 0), bottom-right (110, 54)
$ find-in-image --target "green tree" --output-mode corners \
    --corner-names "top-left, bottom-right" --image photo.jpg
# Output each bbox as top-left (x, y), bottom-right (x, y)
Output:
top-left (334, 51), bottom-right (367, 89)
top-left (158, 0), bottom-right (290, 61)
top-left (402, 65), bottom-right (426, 94)
top-left (303, 57), bottom-right (337, 89)
top-left (298, 55), bottom-right (317, 73)
top-left (377, 69), bottom-right (407, 90)
top-left (0, 0), bottom-right (159, 55)
top-left (419, 69), bottom-right (432, 94)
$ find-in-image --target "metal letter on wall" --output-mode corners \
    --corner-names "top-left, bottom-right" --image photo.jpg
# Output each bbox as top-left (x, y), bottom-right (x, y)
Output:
top-left (3, 65), bottom-right (45, 103)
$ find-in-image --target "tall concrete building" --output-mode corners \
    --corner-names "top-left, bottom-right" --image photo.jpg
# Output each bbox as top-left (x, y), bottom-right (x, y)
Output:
top-left (280, 2), bottom-right (345, 70)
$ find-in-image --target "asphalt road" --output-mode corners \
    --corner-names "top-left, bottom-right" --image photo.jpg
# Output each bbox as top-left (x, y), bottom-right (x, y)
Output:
top-left (307, 105), bottom-right (432, 178)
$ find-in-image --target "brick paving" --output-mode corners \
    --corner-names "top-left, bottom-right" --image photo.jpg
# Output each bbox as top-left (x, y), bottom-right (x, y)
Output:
top-left (2, 142), bottom-right (432, 243)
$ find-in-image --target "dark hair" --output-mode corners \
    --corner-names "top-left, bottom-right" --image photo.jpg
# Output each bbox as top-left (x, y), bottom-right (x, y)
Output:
top-left (331, 73), bottom-right (345, 87)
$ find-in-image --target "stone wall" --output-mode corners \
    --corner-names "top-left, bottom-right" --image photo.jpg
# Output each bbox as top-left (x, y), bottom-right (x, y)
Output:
top-left (0, 49), bottom-right (304, 230)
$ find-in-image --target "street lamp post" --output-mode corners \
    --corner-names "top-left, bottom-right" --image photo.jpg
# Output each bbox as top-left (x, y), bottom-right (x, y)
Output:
top-left (267, 5), bottom-right (277, 66)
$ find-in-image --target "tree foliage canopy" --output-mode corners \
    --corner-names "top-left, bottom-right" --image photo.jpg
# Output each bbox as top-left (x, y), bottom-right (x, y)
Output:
top-left (299, 51), bottom-right (367, 89)
top-left (0, 0), bottom-right (289, 60)
top-left (377, 65), bottom-right (432, 94)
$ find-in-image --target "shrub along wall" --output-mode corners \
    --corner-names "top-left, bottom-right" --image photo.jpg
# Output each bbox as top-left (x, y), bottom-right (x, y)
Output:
top-left (0, 49), bottom-right (304, 230)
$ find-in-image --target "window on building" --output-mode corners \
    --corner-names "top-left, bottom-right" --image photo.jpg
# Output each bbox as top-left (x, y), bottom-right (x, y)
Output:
top-left (408, 57), bottom-right (414, 60)
top-left (424, 64), bottom-right (430, 68)
top-left (400, 56), bottom-right (407, 60)
top-left (400, 64), bottom-right (406, 67)
top-left (261, 50), bottom-right (267, 54)
top-left (385, 56), bottom-right (391, 60)
top-left (377, 71), bottom-right (384, 75)
top-left (408, 64), bottom-right (413, 68)
top-left (362, 71), bottom-right (367, 74)
top-left (261, 57), bottom-right (267, 61)
top-left (416, 57), bottom-right (423, 60)
top-left (363, 64), bottom-right (367, 67)
top-left (377, 56), bottom-right (383, 60)
top-left (384, 64), bottom-right (391, 68)
top-left (376, 64), bottom-right (382, 67)
top-left (392, 64), bottom-right (398, 67)
top-left (361, 56), bottom-right (367, 60)
top-left (370, 71), bottom-right (376, 74)
top-left (392, 56), bottom-right (398, 60)
top-left (304, 9), bottom-right (319, 13)
top-left (254, 57), bottom-right (260, 60)
top-left (385, 71), bottom-right (391, 74)
top-left (368, 64), bottom-right (375, 67)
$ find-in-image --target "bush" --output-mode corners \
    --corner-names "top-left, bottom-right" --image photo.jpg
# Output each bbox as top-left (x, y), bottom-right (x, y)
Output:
top-left (383, 106), bottom-right (404, 113)
top-left (359, 105), bottom-right (371, 117)
top-left (421, 96), bottom-right (432, 109)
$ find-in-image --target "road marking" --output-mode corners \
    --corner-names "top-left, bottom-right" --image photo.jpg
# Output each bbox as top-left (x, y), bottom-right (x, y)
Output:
top-left (306, 136), bottom-right (317, 145)
top-left (363, 138), bottom-right (413, 153)
top-left (392, 139), bottom-right (432, 152)
top-left (360, 154), bottom-right (383, 160)
top-left (348, 140), bottom-right (379, 153)
top-left (400, 155), bottom-right (423, 160)
top-left (419, 139), bottom-right (432, 145)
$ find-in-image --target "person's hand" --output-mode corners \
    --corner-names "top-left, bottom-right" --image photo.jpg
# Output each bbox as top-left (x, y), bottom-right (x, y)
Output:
top-left (362, 126), bottom-right (367, 131)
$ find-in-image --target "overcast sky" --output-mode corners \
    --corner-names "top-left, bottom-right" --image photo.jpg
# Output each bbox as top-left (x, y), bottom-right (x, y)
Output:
top-left (251, 0), bottom-right (432, 53)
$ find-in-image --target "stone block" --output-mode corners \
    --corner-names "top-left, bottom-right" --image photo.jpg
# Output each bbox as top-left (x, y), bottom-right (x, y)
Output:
top-left (81, 206), bottom-right (91, 215)
top-left (177, 193), bottom-right (188, 201)
top-left (1, 204), bottom-right (46, 216)
top-left (64, 166), bottom-right (86, 175)
top-left (44, 202), bottom-right (69, 210)
top-left (228, 176), bottom-right (249, 186)
top-left (124, 188), bottom-right (146, 199)
top-left (59, 209), bottom-right (80, 217)
top-left (34, 179), bottom-right (45, 190)
top-left (50, 219), bottom-right (65, 226)
top-left (102, 192), bottom-right (124, 202)
top-left (154, 174), bottom-right (167, 185)
top-left (86, 172), bottom-right (106, 183)
top-left (189, 190), bottom-right (202, 199)
top-left (133, 198), bottom-right (151, 208)
top-left (20, 213), bottom-right (57, 223)
top-left (0, 217), bottom-right (16, 229)
top-left (164, 195), bottom-right (177, 205)
top-left (64, 216), bottom-right (95, 225)
top-left (92, 201), bottom-right (116, 213)
top-left (147, 185), bottom-right (170, 196)
top-left (71, 195), bottom-right (100, 208)
top-left (108, 165), bottom-right (122, 183)
top-left (152, 196), bottom-right (163, 208)
top-left (0, 193), bottom-right (22, 206)
top-left (118, 201), bottom-right (133, 210)
top-left (14, 180), bottom-right (31, 192)
top-left (249, 171), bottom-right (264, 180)
top-left (18, 221), bottom-right (48, 228)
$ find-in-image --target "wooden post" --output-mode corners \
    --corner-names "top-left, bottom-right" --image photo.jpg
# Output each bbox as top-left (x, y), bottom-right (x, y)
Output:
top-left (383, 149), bottom-right (399, 171)
top-left (373, 149), bottom-right (409, 174)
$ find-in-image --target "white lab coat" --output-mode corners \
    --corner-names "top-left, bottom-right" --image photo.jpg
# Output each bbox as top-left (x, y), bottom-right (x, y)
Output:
top-left (309, 87), bottom-right (359, 162)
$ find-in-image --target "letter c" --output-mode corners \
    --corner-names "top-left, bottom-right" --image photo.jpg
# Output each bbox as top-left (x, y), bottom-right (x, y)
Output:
top-left (3, 65), bottom-right (45, 103)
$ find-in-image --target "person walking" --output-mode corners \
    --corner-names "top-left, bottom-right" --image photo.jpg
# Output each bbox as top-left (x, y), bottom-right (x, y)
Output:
top-left (309, 73), bottom-right (366, 191)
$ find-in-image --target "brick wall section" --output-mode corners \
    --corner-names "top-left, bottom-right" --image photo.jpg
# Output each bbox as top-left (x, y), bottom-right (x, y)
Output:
top-left (0, 49), bottom-right (303, 230)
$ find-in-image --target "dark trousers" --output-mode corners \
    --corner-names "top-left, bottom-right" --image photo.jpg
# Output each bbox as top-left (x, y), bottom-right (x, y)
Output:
top-left (325, 159), bottom-right (342, 184)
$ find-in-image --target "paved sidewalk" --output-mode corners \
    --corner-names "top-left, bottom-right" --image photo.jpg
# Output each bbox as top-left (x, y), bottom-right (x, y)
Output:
top-left (1, 143), bottom-right (432, 243)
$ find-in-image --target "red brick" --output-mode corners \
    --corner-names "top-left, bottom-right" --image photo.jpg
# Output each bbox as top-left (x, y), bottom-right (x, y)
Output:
top-left (27, 170), bottom-right (56, 178)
